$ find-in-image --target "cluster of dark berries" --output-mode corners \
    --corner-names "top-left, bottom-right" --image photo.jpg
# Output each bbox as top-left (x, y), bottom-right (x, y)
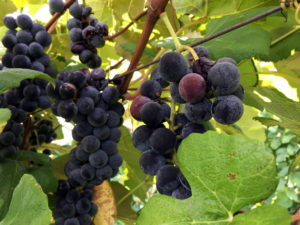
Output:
top-left (29, 119), bottom-right (58, 146)
top-left (129, 46), bottom-right (244, 199)
top-left (0, 105), bottom-right (26, 159)
top-left (46, 68), bottom-right (124, 224)
top-left (168, 46), bottom-right (244, 125)
top-left (1, 14), bottom-right (53, 75)
top-left (64, 2), bottom-right (108, 68)
top-left (130, 71), bottom-right (191, 199)
top-left (54, 180), bottom-right (98, 225)
top-left (0, 79), bottom-right (51, 113)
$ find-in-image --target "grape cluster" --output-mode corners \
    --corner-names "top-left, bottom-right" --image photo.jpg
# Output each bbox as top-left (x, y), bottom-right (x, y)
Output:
top-left (29, 119), bottom-right (58, 146)
top-left (130, 75), bottom-right (192, 199)
top-left (47, 68), bottom-right (124, 224)
top-left (66, 2), bottom-right (108, 68)
top-left (1, 14), bottom-right (53, 75)
top-left (0, 105), bottom-right (26, 159)
top-left (54, 181), bottom-right (98, 225)
top-left (130, 46), bottom-right (244, 199)
top-left (0, 79), bottom-right (51, 113)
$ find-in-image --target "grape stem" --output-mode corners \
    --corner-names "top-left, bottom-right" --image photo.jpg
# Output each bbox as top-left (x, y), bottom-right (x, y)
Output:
top-left (118, 0), bottom-right (170, 94)
top-left (160, 12), bottom-right (182, 50)
top-left (180, 45), bottom-right (199, 61)
top-left (45, 0), bottom-right (76, 32)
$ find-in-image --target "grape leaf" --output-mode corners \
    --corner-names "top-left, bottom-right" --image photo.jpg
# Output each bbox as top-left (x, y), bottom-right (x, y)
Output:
top-left (0, 174), bottom-right (51, 225)
top-left (27, 165), bottom-right (58, 194)
top-left (0, 108), bottom-right (11, 133)
top-left (0, 160), bottom-right (26, 220)
top-left (118, 126), bottom-right (153, 202)
top-left (0, 69), bottom-right (53, 95)
top-left (93, 181), bottom-right (117, 225)
top-left (111, 182), bottom-right (137, 224)
top-left (244, 87), bottom-right (300, 136)
top-left (172, 0), bottom-right (278, 17)
top-left (137, 132), bottom-right (291, 224)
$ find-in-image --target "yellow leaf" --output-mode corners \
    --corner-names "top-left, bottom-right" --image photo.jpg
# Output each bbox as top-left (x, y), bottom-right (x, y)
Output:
top-left (93, 181), bottom-right (117, 225)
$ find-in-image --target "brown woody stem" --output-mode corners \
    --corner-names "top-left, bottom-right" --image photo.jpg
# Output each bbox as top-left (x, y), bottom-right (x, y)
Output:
top-left (118, 0), bottom-right (170, 94)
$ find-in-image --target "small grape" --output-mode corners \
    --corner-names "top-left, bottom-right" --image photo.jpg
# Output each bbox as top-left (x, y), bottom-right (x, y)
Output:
top-left (82, 25), bottom-right (96, 39)
top-left (216, 57), bottom-right (237, 65)
top-left (12, 55), bottom-right (31, 68)
top-left (20, 98), bottom-right (38, 112)
top-left (109, 153), bottom-right (123, 169)
top-left (102, 86), bottom-right (119, 105)
top-left (91, 68), bottom-right (106, 80)
top-left (232, 84), bottom-right (245, 100)
top-left (130, 96), bottom-right (152, 121)
top-left (178, 73), bottom-right (206, 103)
top-left (106, 110), bottom-right (120, 128)
top-left (87, 107), bottom-right (107, 127)
top-left (89, 150), bottom-right (108, 168)
top-left (70, 41), bottom-right (85, 54)
top-left (81, 135), bottom-right (100, 153)
top-left (87, 54), bottom-right (102, 68)
top-left (57, 100), bottom-right (78, 120)
top-left (31, 23), bottom-right (46, 36)
top-left (36, 54), bottom-right (50, 66)
top-left (38, 96), bottom-right (51, 108)
top-left (2, 52), bottom-right (14, 68)
top-left (150, 67), bottom-right (169, 88)
top-left (156, 165), bottom-right (180, 193)
top-left (140, 102), bottom-right (163, 127)
top-left (184, 98), bottom-right (212, 124)
top-left (69, 168), bottom-right (86, 186)
top-left (96, 165), bottom-right (113, 180)
top-left (139, 150), bottom-right (165, 175)
top-left (90, 35), bottom-right (105, 48)
top-left (16, 14), bottom-right (33, 30)
top-left (77, 97), bottom-right (94, 115)
top-left (3, 16), bottom-right (17, 29)
top-left (80, 163), bottom-right (96, 180)
top-left (69, 28), bottom-right (83, 42)
top-left (31, 61), bottom-right (45, 72)
top-left (29, 42), bottom-right (44, 58)
top-left (140, 80), bottom-right (162, 100)
top-left (69, 2), bottom-right (83, 19)
top-left (80, 86), bottom-right (99, 102)
top-left (150, 128), bottom-right (176, 155)
top-left (208, 62), bottom-right (241, 95)
top-left (59, 82), bottom-right (77, 99)
top-left (158, 52), bottom-right (188, 82)
top-left (35, 31), bottom-right (52, 47)
top-left (12, 43), bottom-right (28, 55)
top-left (68, 70), bottom-right (87, 89)
top-left (16, 30), bottom-right (33, 45)
top-left (101, 140), bottom-right (117, 155)
top-left (49, 0), bottom-right (64, 13)
top-left (67, 18), bottom-right (82, 30)
top-left (79, 50), bottom-right (93, 64)
top-left (181, 122), bottom-right (206, 138)
top-left (2, 34), bottom-right (17, 49)
top-left (95, 22), bottom-right (108, 36)
top-left (76, 198), bottom-right (91, 214)
top-left (93, 126), bottom-right (110, 141)
top-left (192, 57), bottom-right (214, 80)
top-left (212, 95), bottom-right (244, 124)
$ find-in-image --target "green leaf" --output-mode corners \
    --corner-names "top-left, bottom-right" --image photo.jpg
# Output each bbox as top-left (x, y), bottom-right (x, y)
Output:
top-left (27, 166), bottom-right (58, 194)
top-left (120, 43), bottom-right (157, 58)
top-left (273, 191), bottom-right (293, 208)
top-left (118, 127), bottom-right (153, 202)
top-left (51, 154), bottom-right (69, 180)
top-left (231, 205), bottom-right (291, 225)
top-left (203, 25), bottom-right (271, 63)
top-left (172, 0), bottom-right (278, 17)
top-left (244, 87), bottom-right (300, 136)
top-left (0, 174), bottom-right (51, 225)
top-left (111, 182), bottom-right (137, 224)
top-left (137, 131), bottom-right (283, 224)
top-left (0, 108), bottom-right (11, 133)
top-left (235, 105), bottom-right (266, 142)
top-left (0, 69), bottom-right (53, 95)
top-left (128, 0), bottom-right (145, 19)
top-left (238, 59), bottom-right (258, 88)
top-left (15, 150), bottom-right (51, 166)
top-left (0, 160), bottom-right (26, 220)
